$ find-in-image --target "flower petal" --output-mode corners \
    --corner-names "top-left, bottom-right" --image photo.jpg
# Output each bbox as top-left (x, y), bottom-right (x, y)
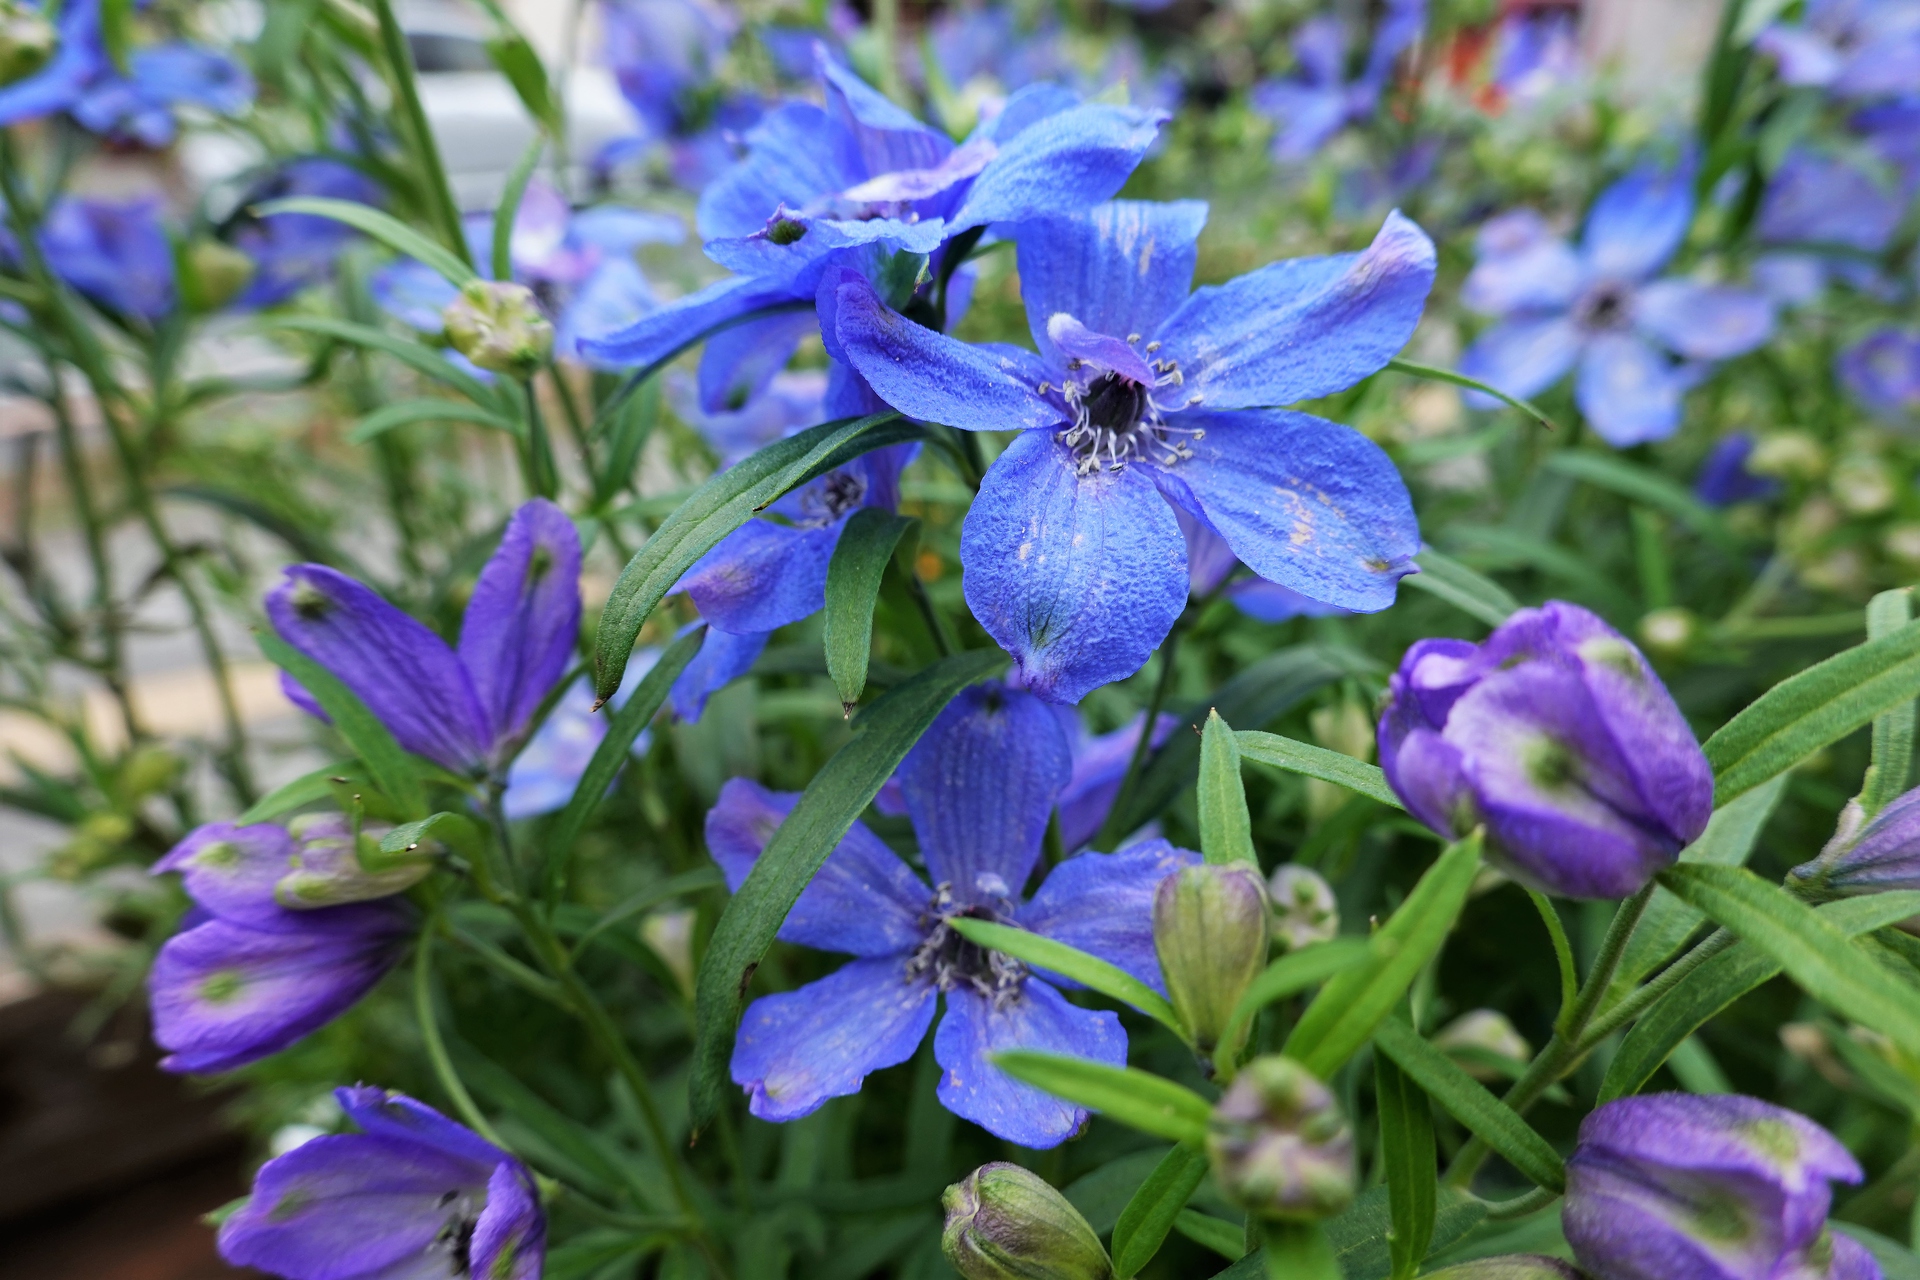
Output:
top-left (1581, 158), bottom-right (1695, 283)
top-left (1755, 24), bottom-right (1843, 86)
top-left (1250, 79), bottom-right (1352, 162)
top-left (1461, 213), bottom-right (1584, 317)
top-left (705, 776), bottom-right (927, 955)
top-left (1017, 838), bottom-right (1200, 993)
top-left (470, 1162), bottom-right (546, 1280)
top-left (1055, 713), bottom-right (1179, 852)
top-left (580, 274), bottom-right (797, 371)
top-left (935, 980), bottom-right (1126, 1148)
top-left (732, 955), bottom-right (936, 1122)
top-left (669, 625), bottom-right (766, 723)
top-left (695, 101), bottom-right (861, 241)
top-left (1459, 314), bottom-right (1583, 405)
top-left (335, 1085), bottom-right (511, 1168)
top-left (1156, 210), bottom-right (1436, 410)
top-left (1162, 409), bottom-right (1419, 613)
top-left (948, 103), bottom-right (1168, 233)
top-left (1633, 279), bottom-right (1774, 361)
top-left (153, 822), bottom-right (301, 931)
top-left (680, 517), bottom-right (841, 635)
top-left (1575, 333), bottom-right (1686, 447)
top-left (959, 430), bottom-right (1188, 704)
top-left (458, 499), bottom-right (582, 756)
top-left (821, 55), bottom-right (951, 178)
top-left (697, 308), bottom-right (820, 414)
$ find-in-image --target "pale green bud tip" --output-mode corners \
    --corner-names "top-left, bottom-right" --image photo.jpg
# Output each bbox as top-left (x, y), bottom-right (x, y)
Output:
top-left (940, 1163), bottom-right (1112, 1280)
top-left (1154, 862), bottom-right (1270, 1054)
top-left (0, 3), bottom-right (56, 88)
top-left (1422, 1257), bottom-right (1587, 1279)
top-left (1207, 1055), bottom-right (1354, 1221)
top-left (442, 279), bottom-right (552, 373)
top-left (1636, 607), bottom-right (1697, 659)
top-left (182, 239), bottom-right (256, 312)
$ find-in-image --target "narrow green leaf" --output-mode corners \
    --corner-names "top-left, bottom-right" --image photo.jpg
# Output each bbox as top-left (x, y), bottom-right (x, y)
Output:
top-left (1375, 1046), bottom-right (1437, 1280)
top-left (1371, 1018), bottom-right (1566, 1194)
top-left (946, 918), bottom-right (1186, 1040)
top-left (350, 397), bottom-right (523, 443)
top-left (990, 1052), bottom-right (1212, 1145)
top-left (1329, 1185), bottom-right (1488, 1280)
top-left (1112, 1144), bottom-right (1210, 1278)
top-left (1659, 867), bottom-right (1920, 1058)
top-left (445, 1036), bottom-right (631, 1198)
top-left (381, 811), bottom-right (486, 862)
top-left (256, 630), bottom-right (428, 817)
top-left (255, 197), bottom-right (477, 286)
top-left (236, 762), bottom-right (357, 824)
top-left (1262, 1220), bottom-right (1341, 1280)
top-left (570, 866), bottom-right (727, 951)
top-left (823, 509), bottom-right (918, 712)
top-left (1386, 357), bottom-right (1558, 431)
top-left (486, 33), bottom-right (561, 134)
top-left (1236, 730), bottom-right (1401, 809)
top-left (272, 317), bottom-right (497, 404)
top-left (1220, 937), bottom-right (1373, 1051)
top-left (1406, 549), bottom-right (1520, 628)
top-left (1066, 1150), bottom-right (1171, 1235)
top-left (593, 413), bottom-right (912, 701)
top-left (1862, 588), bottom-right (1915, 814)
top-left (101, 0), bottom-right (134, 72)
top-left (1545, 453), bottom-right (1737, 553)
top-left (1174, 1210), bottom-right (1246, 1261)
top-left (1286, 833), bottom-right (1483, 1078)
top-left (1199, 711), bottom-right (1256, 866)
top-left (689, 648), bottom-right (1006, 1130)
top-left (1704, 617), bottom-right (1920, 805)
top-left (492, 135), bottom-right (546, 285)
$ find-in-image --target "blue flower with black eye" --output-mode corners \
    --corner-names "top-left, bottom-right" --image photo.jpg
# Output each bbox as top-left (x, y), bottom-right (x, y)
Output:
top-left (711, 682), bottom-right (1198, 1148)
top-left (1250, 0), bottom-right (1424, 162)
top-left (1459, 155), bottom-right (1775, 448)
top-left (828, 199), bottom-right (1434, 704)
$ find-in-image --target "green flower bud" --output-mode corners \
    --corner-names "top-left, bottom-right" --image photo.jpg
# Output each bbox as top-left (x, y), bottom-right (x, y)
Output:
top-left (181, 239), bottom-right (257, 313)
top-left (1422, 1258), bottom-right (1587, 1279)
top-left (1207, 1055), bottom-right (1354, 1222)
top-left (442, 279), bottom-right (552, 374)
top-left (1267, 864), bottom-right (1338, 951)
top-left (274, 813), bottom-right (432, 909)
top-left (0, 2), bottom-right (57, 88)
top-left (1636, 607), bottom-right (1697, 659)
top-left (1433, 1009), bottom-right (1532, 1082)
top-left (941, 1163), bottom-right (1112, 1280)
top-left (1153, 862), bottom-right (1270, 1056)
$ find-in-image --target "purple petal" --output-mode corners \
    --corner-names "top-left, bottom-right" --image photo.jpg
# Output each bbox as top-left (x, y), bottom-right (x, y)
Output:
top-left (1576, 333), bottom-right (1686, 447)
top-left (153, 822), bottom-right (301, 932)
top-left (1156, 210), bottom-right (1436, 411)
top-left (669, 625), bottom-right (766, 722)
top-left (696, 102), bottom-right (862, 241)
top-left (948, 103), bottom-right (1168, 232)
top-left (1634, 279), bottom-right (1774, 361)
top-left (458, 500), bottom-right (582, 758)
top-left (958, 429), bottom-right (1188, 704)
top-left (1459, 314), bottom-right (1583, 405)
top-left (1230, 577), bottom-right (1350, 623)
top-left (1181, 508), bottom-right (1240, 597)
top-left (1017, 838), bottom-right (1200, 993)
top-left (469, 1163), bottom-right (546, 1280)
top-left (705, 777), bottom-right (927, 955)
top-left (1016, 201), bottom-right (1207, 369)
top-left (899, 683), bottom-right (1072, 902)
top-left (732, 955), bottom-right (937, 1121)
top-left (1838, 329), bottom-right (1920, 422)
top-left (820, 55), bottom-right (951, 177)
top-left (335, 1086), bottom-right (510, 1169)
top-left (1251, 79), bottom-right (1353, 162)
top-left (680, 518), bottom-right (841, 635)
top-left (1581, 158), bottom-right (1695, 284)
top-left (581, 274), bottom-right (797, 371)
top-left (935, 980), bottom-right (1125, 1148)
top-left (1757, 150), bottom-right (1903, 254)
top-left (697, 308), bottom-right (819, 414)
top-left (1757, 24), bottom-right (1844, 86)
top-left (556, 259), bottom-right (659, 369)
top-left (1462, 213), bottom-right (1584, 317)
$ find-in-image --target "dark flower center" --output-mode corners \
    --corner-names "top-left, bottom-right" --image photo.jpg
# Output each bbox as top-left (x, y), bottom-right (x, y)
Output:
top-left (906, 891), bottom-right (1028, 1007)
top-left (1045, 344), bottom-right (1207, 476)
top-left (800, 468), bottom-right (869, 525)
top-left (1082, 373), bottom-right (1152, 434)
top-left (432, 1189), bottom-right (482, 1276)
top-left (1575, 282), bottom-right (1632, 331)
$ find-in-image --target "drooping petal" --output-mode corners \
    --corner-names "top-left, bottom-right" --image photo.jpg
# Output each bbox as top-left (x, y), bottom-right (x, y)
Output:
top-left (1155, 210), bottom-right (1436, 410)
top-left (697, 307), bottom-right (819, 414)
top-left (669, 625), bottom-right (767, 722)
top-left (820, 54), bottom-right (952, 179)
top-left (831, 271), bottom-right (1062, 433)
top-left (1161, 409), bottom-right (1418, 613)
top-left (935, 980), bottom-right (1126, 1148)
top-left (335, 1085), bottom-right (511, 1169)
top-left (947, 103), bottom-right (1167, 233)
top-left (959, 430), bottom-right (1188, 704)
top-left (705, 777), bottom-right (927, 955)
top-left (469, 1163), bottom-right (546, 1280)
top-left (265, 566), bottom-right (492, 773)
top-left (1016, 200), bottom-right (1208, 368)
top-left (1017, 838), bottom-right (1199, 993)
top-left (1575, 333), bottom-right (1687, 447)
top-left (898, 683), bottom-right (1072, 902)
top-left (1633, 279), bottom-right (1775, 361)
top-left (1458, 314), bottom-right (1583, 405)
top-left (580, 274), bottom-right (798, 371)
top-left (732, 955), bottom-right (937, 1122)
top-left (1581, 157), bottom-right (1695, 283)
top-left (695, 101), bottom-right (862, 240)
top-left (458, 499), bottom-right (583, 756)
top-left (555, 259), bottom-right (659, 369)
top-left (153, 822), bottom-right (301, 932)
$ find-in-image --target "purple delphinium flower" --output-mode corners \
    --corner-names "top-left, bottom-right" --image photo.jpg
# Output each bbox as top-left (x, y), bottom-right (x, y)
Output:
top-left (149, 822), bottom-right (412, 1072)
top-left (1460, 157), bottom-right (1775, 447)
top-left (502, 649), bottom-right (661, 819)
top-left (830, 199), bottom-right (1433, 703)
top-left (1378, 601), bottom-right (1713, 899)
top-left (1838, 329), bottom-right (1920, 423)
top-left (217, 1086), bottom-right (544, 1280)
top-left (1757, 0), bottom-right (1920, 101)
top-left (268, 498), bottom-right (582, 778)
top-left (1250, 0), bottom-right (1425, 162)
top-left (1564, 1094), bottom-right (1879, 1280)
top-left (38, 196), bottom-right (176, 321)
top-left (1695, 434), bottom-right (1780, 507)
top-left (1754, 148), bottom-right (1907, 305)
top-left (713, 683), bottom-right (1198, 1147)
top-left (1795, 786), bottom-right (1920, 902)
top-left (228, 158), bottom-right (383, 309)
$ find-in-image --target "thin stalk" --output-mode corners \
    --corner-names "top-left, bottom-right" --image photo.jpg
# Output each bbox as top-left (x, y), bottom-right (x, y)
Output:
top-left (1091, 614), bottom-right (1189, 851)
top-left (370, 0), bottom-right (471, 268)
top-left (907, 568), bottom-right (957, 658)
top-left (1577, 927), bottom-right (1738, 1050)
top-left (414, 919), bottom-right (512, 1149)
top-left (521, 377), bottom-right (558, 499)
top-left (1528, 889), bottom-right (1578, 1030)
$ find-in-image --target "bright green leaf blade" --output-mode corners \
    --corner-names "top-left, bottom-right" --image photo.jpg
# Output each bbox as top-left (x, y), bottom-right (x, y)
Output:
top-left (823, 508), bottom-right (918, 711)
top-left (946, 918), bottom-right (1186, 1039)
top-left (1406, 549), bottom-right (1520, 628)
top-left (491, 135), bottom-right (545, 284)
top-left (350, 397), bottom-right (523, 443)
top-left (486, 33), bottom-right (560, 134)
top-left (255, 197), bottom-right (478, 286)
top-left (271, 316), bottom-right (497, 405)
top-left (1863, 588), bottom-right (1916, 813)
top-left (1221, 937), bottom-right (1373, 1050)
top-left (1199, 711), bottom-right (1256, 866)
top-left (1112, 1144), bottom-right (1210, 1278)
top-left (593, 413), bottom-right (915, 701)
top-left (1235, 731), bottom-right (1402, 809)
top-left (689, 648), bottom-right (1006, 1131)
top-left (1375, 1045), bottom-right (1437, 1280)
top-left (256, 630), bottom-right (427, 818)
top-left (1066, 1150), bottom-right (1171, 1234)
top-left (1659, 867), bottom-right (1920, 1058)
top-left (1704, 617), bottom-right (1920, 805)
top-left (236, 761), bottom-right (357, 824)
top-left (1544, 453), bottom-right (1737, 553)
top-left (1286, 833), bottom-right (1483, 1078)
top-left (1372, 1018), bottom-right (1565, 1193)
top-left (381, 811), bottom-right (485, 862)
top-left (1386, 357), bottom-right (1558, 431)
top-left (990, 1051), bottom-right (1212, 1145)
top-left (1174, 1210), bottom-right (1246, 1262)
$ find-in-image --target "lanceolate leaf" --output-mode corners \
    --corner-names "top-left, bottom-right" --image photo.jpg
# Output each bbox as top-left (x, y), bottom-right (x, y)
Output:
top-left (1285, 833), bottom-right (1483, 1078)
top-left (492, 136), bottom-right (545, 284)
top-left (1221, 937), bottom-right (1373, 1050)
top-left (1545, 452), bottom-right (1737, 553)
top-left (945, 918), bottom-right (1186, 1040)
top-left (989, 1052), bottom-right (1212, 1145)
top-left (1703, 618), bottom-right (1920, 805)
top-left (381, 811), bottom-right (486, 862)
top-left (824, 509), bottom-right (919, 712)
top-left (1112, 1143), bottom-right (1210, 1278)
top-left (593, 413), bottom-right (912, 701)
top-left (1175, 1210), bottom-right (1246, 1261)
top-left (1862, 588), bottom-right (1916, 814)
top-left (1236, 731), bottom-right (1402, 809)
top-left (256, 630), bottom-right (428, 818)
top-left (689, 648), bottom-right (1006, 1131)
top-left (255, 197), bottom-right (478, 287)
top-left (1374, 1047), bottom-right (1437, 1280)
top-left (236, 761), bottom-right (358, 824)
top-left (1198, 711), bottom-right (1256, 866)
top-left (350, 397), bottom-right (524, 443)
top-left (1406, 549), bottom-right (1520, 628)
top-left (273, 316), bottom-right (498, 405)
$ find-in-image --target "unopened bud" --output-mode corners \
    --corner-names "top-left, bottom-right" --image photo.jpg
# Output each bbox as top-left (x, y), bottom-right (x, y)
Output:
top-left (442, 279), bottom-right (551, 374)
top-left (1422, 1259), bottom-right (1586, 1279)
top-left (1636, 607), bottom-right (1696, 659)
top-left (941, 1163), bottom-right (1112, 1280)
top-left (1831, 453), bottom-right (1895, 516)
top-left (275, 813), bottom-right (431, 908)
top-left (1268, 864), bottom-right (1338, 950)
top-left (1433, 1009), bottom-right (1531, 1082)
top-left (1154, 862), bottom-right (1270, 1056)
top-left (642, 908), bottom-right (697, 999)
top-left (0, 2), bottom-right (56, 87)
top-left (181, 239), bottom-right (256, 312)
top-left (1207, 1055), bottom-right (1354, 1221)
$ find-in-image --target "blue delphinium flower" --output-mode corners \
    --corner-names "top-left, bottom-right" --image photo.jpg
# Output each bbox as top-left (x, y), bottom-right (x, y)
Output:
top-left (1181, 513), bottom-right (1349, 625)
top-left (1757, 0), bottom-right (1920, 101)
top-left (1754, 147), bottom-right (1908, 304)
top-left (1459, 156), bottom-right (1775, 447)
top-left (268, 498), bottom-right (582, 778)
top-left (503, 649), bottom-right (660, 819)
top-left (711, 682), bottom-right (1198, 1147)
top-left (1694, 433), bottom-right (1780, 507)
top-left (37, 196), bottom-right (177, 321)
top-left (603, 0), bottom-right (735, 139)
top-left (1250, 0), bottom-right (1424, 162)
top-left (228, 158), bottom-right (383, 309)
top-left (830, 199), bottom-right (1434, 702)
top-left (1839, 328), bottom-right (1920, 423)
top-left (217, 1086), bottom-right (544, 1280)
top-left (1049, 707), bottom-right (1177, 852)
top-left (1493, 1), bottom-right (1581, 101)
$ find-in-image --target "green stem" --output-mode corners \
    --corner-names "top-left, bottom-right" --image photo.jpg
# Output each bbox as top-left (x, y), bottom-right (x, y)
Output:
top-left (1528, 890), bottom-right (1578, 1030)
top-left (370, 0), bottom-right (471, 268)
top-left (522, 377), bottom-right (559, 499)
top-left (414, 918), bottom-right (512, 1148)
top-left (1577, 927), bottom-right (1738, 1050)
top-left (1092, 614), bottom-right (1188, 851)
top-left (1259, 1220), bottom-right (1339, 1280)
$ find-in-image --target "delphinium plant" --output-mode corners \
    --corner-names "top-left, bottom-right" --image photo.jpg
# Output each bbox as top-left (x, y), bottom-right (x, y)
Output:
top-left (2, 0), bottom-right (1920, 1279)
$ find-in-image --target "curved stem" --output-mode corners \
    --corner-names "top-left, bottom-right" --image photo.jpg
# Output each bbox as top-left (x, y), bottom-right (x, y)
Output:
top-left (1092, 613), bottom-right (1189, 851)
top-left (413, 917), bottom-right (512, 1149)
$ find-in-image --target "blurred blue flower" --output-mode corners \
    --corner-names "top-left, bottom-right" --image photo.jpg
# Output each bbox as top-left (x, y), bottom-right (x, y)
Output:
top-left (1757, 0), bottom-right (1920, 100)
top-left (1694, 433), bottom-right (1780, 507)
top-left (1755, 146), bottom-right (1908, 304)
top-left (602, 0), bottom-right (735, 139)
top-left (503, 651), bottom-right (662, 819)
top-left (1838, 328), bottom-right (1920, 422)
top-left (917, 6), bottom-right (1181, 121)
top-left (712, 683), bottom-right (1199, 1147)
top-left (228, 158), bottom-right (381, 309)
top-left (1250, 0), bottom-right (1425, 161)
top-left (39, 196), bottom-right (176, 321)
top-left (1494, 1), bottom-right (1581, 100)
top-left (831, 199), bottom-right (1433, 703)
top-left (1460, 156), bottom-right (1775, 446)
